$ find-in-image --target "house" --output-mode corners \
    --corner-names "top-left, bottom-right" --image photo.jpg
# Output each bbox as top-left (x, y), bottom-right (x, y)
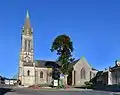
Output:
top-left (0, 76), bottom-right (5, 85)
top-left (4, 78), bottom-right (17, 85)
top-left (96, 60), bottom-right (120, 85)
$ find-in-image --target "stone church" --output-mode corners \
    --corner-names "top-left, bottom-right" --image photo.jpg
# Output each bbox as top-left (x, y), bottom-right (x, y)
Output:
top-left (18, 11), bottom-right (98, 86)
top-left (18, 11), bottom-right (60, 86)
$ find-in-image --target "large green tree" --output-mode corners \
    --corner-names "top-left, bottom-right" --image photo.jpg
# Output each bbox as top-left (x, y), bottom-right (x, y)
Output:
top-left (51, 34), bottom-right (74, 74)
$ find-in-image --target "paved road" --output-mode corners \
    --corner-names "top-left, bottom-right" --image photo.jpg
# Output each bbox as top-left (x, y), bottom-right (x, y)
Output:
top-left (1, 87), bottom-right (116, 95)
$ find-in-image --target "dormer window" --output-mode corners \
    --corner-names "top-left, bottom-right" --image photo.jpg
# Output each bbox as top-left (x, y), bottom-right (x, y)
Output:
top-left (24, 40), bottom-right (27, 51)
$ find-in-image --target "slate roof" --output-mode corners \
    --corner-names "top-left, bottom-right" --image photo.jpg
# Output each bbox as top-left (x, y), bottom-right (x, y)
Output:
top-left (72, 59), bottom-right (80, 65)
top-left (72, 57), bottom-right (88, 66)
top-left (108, 60), bottom-right (120, 71)
top-left (0, 76), bottom-right (10, 81)
top-left (35, 60), bottom-right (46, 67)
top-left (35, 60), bottom-right (60, 68)
top-left (96, 71), bottom-right (103, 77)
top-left (71, 57), bottom-right (98, 71)
top-left (23, 57), bottom-right (98, 71)
top-left (110, 65), bottom-right (120, 71)
top-left (0, 76), bottom-right (4, 80)
top-left (23, 62), bottom-right (34, 66)
top-left (92, 68), bottom-right (98, 71)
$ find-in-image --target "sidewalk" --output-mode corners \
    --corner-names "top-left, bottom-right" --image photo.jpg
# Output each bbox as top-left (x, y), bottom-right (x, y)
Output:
top-left (34, 87), bottom-right (93, 92)
top-left (110, 92), bottom-right (120, 95)
top-left (5, 92), bottom-right (24, 95)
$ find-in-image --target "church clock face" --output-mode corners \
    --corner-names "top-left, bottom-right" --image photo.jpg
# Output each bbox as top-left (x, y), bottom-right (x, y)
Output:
top-left (23, 52), bottom-right (31, 62)
top-left (25, 56), bottom-right (30, 62)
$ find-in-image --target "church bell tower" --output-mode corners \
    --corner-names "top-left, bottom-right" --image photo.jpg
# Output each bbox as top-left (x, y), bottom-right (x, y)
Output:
top-left (20, 10), bottom-right (34, 65)
top-left (18, 10), bottom-right (34, 85)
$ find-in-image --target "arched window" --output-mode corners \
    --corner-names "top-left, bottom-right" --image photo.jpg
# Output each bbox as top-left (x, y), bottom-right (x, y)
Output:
top-left (28, 40), bottom-right (31, 51)
top-left (81, 68), bottom-right (86, 79)
top-left (40, 71), bottom-right (43, 78)
top-left (74, 70), bottom-right (76, 85)
top-left (24, 40), bottom-right (27, 51)
top-left (27, 70), bottom-right (30, 76)
top-left (90, 71), bottom-right (92, 80)
top-left (93, 73), bottom-right (96, 77)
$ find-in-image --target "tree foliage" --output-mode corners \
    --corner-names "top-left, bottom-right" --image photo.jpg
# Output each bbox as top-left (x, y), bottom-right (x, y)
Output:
top-left (51, 34), bottom-right (74, 74)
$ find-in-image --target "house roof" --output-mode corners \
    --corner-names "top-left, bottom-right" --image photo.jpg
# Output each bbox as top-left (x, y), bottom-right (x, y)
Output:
top-left (4, 78), bottom-right (17, 80)
top-left (108, 60), bottom-right (120, 71)
top-left (92, 68), bottom-right (98, 71)
top-left (0, 76), bottom-right (4, 80)
top-left (110, 65), bottom-right (120, 71)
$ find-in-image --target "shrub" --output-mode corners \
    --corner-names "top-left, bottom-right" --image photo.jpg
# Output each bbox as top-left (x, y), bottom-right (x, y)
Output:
top-left (84, 81), bottom-right (93, 85)
top-left (56, 85), bottom-right (65, 89)
top-left (82, 85), bottom-right (92, 89)
top-left (74, 81), bottom-right (93, 89)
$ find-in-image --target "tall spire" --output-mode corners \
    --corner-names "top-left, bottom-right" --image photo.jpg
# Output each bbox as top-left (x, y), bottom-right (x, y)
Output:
top-left (24, 10), bottom-right (31, 29)
top-left (26, 10), bottom-right (29, 18)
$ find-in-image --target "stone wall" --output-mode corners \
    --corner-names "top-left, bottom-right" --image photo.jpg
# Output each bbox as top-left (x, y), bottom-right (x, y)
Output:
top-left (72, 58), bottom-right (98, 86)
